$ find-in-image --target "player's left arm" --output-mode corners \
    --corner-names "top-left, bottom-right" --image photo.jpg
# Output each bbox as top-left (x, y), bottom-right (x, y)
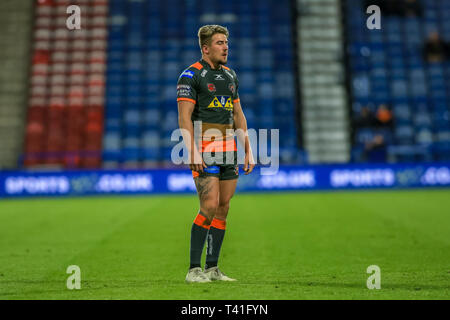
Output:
top-left (233, 100), bottom-right (255, 175)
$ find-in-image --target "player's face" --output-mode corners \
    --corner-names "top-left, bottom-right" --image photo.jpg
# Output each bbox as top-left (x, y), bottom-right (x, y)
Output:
top-left (207, 33), bottom-right (228, 65)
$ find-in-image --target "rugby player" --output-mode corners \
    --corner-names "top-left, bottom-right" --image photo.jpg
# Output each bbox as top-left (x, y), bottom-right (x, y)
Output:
top-left (177, 25), bottom-right (255, 283)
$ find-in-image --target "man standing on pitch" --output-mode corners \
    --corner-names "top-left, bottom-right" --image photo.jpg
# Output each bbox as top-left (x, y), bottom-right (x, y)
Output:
top-left (177, 25), bottom-right (255, 283)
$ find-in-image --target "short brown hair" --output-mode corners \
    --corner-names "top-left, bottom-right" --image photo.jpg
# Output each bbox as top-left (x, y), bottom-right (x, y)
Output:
top-left (198, 25), bottom-right (229, 52)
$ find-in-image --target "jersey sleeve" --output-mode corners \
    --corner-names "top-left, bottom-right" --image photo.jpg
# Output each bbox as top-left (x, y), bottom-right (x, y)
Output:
top-left (177, 69), bottom-right (197, 104)
top-left (232, 70), bottom-right (240, 103)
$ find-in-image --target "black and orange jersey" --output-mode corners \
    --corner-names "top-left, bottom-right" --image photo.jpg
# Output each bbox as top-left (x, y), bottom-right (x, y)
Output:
top-left (177, 59), bottom-right (240, 151)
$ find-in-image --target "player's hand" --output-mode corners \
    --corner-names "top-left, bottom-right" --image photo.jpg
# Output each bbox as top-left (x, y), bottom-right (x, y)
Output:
top-left (189, 151), bottom-right (207, 173)
top-left (243, 152), bottom-right (255, 175)
top-left (190, 161), bottom-right (207, 173)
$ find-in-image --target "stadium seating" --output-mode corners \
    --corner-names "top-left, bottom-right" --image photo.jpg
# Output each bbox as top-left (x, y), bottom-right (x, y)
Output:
top-left (103, 0), bottom-right (299, 167)
top-left (21, 0), bottom-right (450, 168)
top-left (24, 0), bottom-right (108, 168)
top-left (346, 0), bottom-right (450, 162)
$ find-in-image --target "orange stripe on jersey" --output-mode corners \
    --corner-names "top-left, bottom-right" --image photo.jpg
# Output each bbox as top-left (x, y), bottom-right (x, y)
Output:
top-left (194, 213), bottom-right (211, 229)
top-left (190, 62), bottom-right (203, 70)
top-left (177, 97), bottom-right (196, 104)
top-left (211, 218), bottom-right (226, 230)
top-left (222, 65), bottom-right (230, 70)
top-left (200, 139), bottom-right (237, 153)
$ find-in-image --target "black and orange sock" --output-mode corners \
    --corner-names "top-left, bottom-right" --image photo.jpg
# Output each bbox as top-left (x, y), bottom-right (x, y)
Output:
top-left (205, 218), bottom-right (226, 270)
top-left (189, 211), bottom-right (211, 269)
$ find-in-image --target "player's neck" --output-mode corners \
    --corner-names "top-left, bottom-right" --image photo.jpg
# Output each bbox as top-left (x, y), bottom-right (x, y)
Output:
top-left (201, 56), bottom-right (221, 70)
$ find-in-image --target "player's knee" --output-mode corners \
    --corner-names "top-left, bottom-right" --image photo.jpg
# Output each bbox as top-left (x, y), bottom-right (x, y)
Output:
top-left (218, 201), bottom-right (230, 214)
top-left (201, 201), bottom-right (218, 221)
top-left (215, 202), bottom-right (230, 220)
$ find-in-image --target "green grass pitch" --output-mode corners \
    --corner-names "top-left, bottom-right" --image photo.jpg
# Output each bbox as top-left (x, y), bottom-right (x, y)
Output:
top-left (0, 189), bottom-right (449, 300)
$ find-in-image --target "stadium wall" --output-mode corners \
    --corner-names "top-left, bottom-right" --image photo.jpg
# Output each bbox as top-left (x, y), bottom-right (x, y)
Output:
top-left (1, 162), bottom-right (449, 198)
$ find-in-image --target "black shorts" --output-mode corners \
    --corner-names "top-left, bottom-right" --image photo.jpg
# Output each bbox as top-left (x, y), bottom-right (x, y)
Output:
top-left (192, 151), bottom-right (239, 180)
top-left (192, 164), bottom-right (239, 180)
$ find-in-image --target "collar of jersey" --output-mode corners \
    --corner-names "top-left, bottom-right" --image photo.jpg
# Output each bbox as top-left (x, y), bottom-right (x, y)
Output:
top-left (199, 59), bottom-right (225, 71)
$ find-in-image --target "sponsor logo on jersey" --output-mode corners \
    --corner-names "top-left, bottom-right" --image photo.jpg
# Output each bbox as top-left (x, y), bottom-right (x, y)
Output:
top-left (214, 74), bottom-right (225, 80)
top-left (207, 96), bottom-right (233, 109)
top-left (201, 69), bottom-right (208, 77)
top-left (224, 69), bottom-right (234, 80)
top-left (180, 70), bottom-right (194, 78)
top-left (177, 84), bottom-right (192, 97)
top-left (228, 83), bottom-right (235, 94)
top-left (207, 83), bottom-right (216, 93)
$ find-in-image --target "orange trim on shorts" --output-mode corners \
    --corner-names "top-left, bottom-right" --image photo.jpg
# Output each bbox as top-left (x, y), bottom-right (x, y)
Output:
top-left (200, 139), bottom-right (237, 153)
top-left (177, 97), bottom-right (196, 104)
top-left (211, 218), bottom-right (226, 230)
top-left (190, 62), bottom-right (204, 70)
top-left (194, 212), bottom-right (211, 229)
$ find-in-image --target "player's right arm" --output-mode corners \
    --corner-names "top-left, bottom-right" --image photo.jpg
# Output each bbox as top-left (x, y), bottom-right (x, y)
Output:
top-left (177, 68), bottom-right (206, 172)
top-left (177, 100), bottom-right (206, 172)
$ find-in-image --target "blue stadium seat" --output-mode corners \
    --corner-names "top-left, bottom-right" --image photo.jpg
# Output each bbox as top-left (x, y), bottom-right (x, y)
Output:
top-left (395, 125), bottom-right (415, 145)
top-left (355, 128), bottom-right (375, 146)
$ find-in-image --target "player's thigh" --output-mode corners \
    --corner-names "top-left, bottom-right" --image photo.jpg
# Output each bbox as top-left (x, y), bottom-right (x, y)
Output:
top-left (219, 178), bottom-right (238, 206)
top-left (194, 175), bottom-right (220, 206)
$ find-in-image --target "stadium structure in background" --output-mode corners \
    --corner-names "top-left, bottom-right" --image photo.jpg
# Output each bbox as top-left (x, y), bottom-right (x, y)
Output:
top-left (0, 0), bottom-right (449, 197)
top-left (0, 0), bottom-right (450, 303)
